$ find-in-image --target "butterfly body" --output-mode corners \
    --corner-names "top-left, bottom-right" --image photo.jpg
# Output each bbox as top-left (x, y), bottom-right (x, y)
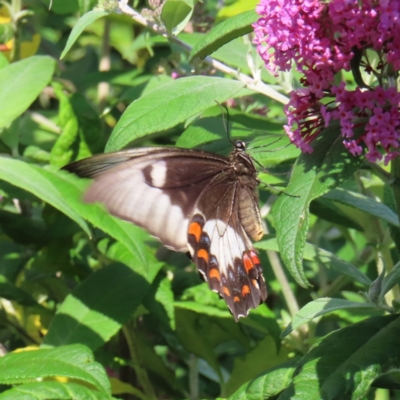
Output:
top-left (64, 141), bottom-right (267, 321)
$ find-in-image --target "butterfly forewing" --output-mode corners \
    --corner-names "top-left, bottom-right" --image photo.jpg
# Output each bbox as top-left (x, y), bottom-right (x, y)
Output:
top-left (64, 142), bottom-right (268, 320)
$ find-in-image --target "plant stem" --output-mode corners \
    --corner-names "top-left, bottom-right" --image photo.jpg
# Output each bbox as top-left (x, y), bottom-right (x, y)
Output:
top-left (117, 1), bottom-right (289, 105)
top-left (188, 354), bottom-right (199, 400)
top-left (122, 320), bottom-right (157, 400)
top-left (261, 200), bottom-right (301, 319)
top-left (98, 18), bottom-right (111, 112)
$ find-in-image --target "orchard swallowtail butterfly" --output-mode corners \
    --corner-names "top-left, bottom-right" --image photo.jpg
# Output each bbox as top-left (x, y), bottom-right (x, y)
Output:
top-left (64, 140), bottom-right (267, 321)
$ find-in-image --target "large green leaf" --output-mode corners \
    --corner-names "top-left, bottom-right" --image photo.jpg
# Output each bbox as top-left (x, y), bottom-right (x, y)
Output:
top-left (0, 381), bottom-right (113, 400)
top-left (279, 315), bottom-right (400, 399)
top-left (105, 76), bottom-right (245, 152)
top-left (0, 56), bottom-right (56, 130)
top-left (0, 344), bottom-right (110, 394)
top-left (272, 124), bottom-right (363, 288)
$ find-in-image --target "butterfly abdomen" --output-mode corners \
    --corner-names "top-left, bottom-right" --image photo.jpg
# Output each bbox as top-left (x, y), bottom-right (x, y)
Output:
top-left (238, 186), bottom-right (264, 241)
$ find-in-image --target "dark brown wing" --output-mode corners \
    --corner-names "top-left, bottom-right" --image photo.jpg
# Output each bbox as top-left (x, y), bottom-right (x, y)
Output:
top-left (64, 148), bottom-right (230, 251)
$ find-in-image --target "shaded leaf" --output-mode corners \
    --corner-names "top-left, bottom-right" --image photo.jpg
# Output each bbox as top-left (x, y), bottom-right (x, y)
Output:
top-left (0, 274), bottom-right (37, 306)
top-left (279, 315), bottom-right (400, 400)
top-left (43, 263), bottom-right (152, 350)
top-left (225, 335), bottom-right (289, 396)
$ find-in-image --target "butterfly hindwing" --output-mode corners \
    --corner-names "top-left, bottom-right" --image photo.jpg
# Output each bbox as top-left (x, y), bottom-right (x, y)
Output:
top-left (187, 177), bottom-right (267, 321)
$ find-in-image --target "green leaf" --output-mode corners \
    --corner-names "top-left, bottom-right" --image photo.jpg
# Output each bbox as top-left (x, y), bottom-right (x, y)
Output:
top-left (0, 381), bottom-right (112, 400)
top-left (381, 261), bottom-right (400, 299)
top-left (174, 301), bottom-right (231, 319)
top-left (50, 82), bottom-right (79, 167)
top-left (0, 208), bottom-right (47, 246)
top-left (256, 238), bottom-right (372, 286)
top-left (0, 158), bottom-right (153, 275)
top-left (155, 277), bottom-right (176, 330)
top-left (105, 76), bottom-right (245, 152)
top-left (217, 0), bottom-right (259, 18)
top-left (189, 10), bottom-right (258, 61)
top-left (281, 298), bottom-right (378, 338)
top-left (102, 241), bottom-right (162, 283)
top-left (272, 124), bottom-right (363, 288)
top-left (227, 358), bottom-right (299, 400)
top-left (0, 157), bottom-right (90, 235)
top-left (43, 263), bottom-right (152, 349)
top-left (225, 335), bottom-right (289, 396)
top-left (0, 56), bottom-right (56, 129)
top-left (161, 0), bottom-right (193, 35)
top-left (279, 315), bottom-right (400, 399)
top-left (174, 309), bottom-right (249, 383)
top-left (0, 52), bottom-right (9, 70)
top-left (0, 344), bottom-right (110, 395)
top-left (323, 188), bottom-right (400, 227)
top-left (60, 9), bottom-right (109, 59)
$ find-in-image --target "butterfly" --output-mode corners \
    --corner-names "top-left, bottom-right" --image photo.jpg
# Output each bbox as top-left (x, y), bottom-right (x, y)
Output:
top-left (63, 140), bottom-right (267, 321)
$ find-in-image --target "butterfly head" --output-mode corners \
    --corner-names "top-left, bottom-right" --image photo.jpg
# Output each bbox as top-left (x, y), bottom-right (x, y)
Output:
top-left (234, 140), bottom-right (246, 152)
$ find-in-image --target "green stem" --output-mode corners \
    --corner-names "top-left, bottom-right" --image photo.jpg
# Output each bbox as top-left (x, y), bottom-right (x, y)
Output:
top-left (98, 18), bottom-right (111, 112)
top-left (11, 0), bottom-right (21, 60)
top-left (122, 320), bottom-right (157, 400)
top-left (188, 354), bottom-right (199, 400)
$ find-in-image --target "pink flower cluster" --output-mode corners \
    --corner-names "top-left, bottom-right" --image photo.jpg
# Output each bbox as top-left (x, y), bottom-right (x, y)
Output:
top-left (254, 0), bottom-right (400, 163)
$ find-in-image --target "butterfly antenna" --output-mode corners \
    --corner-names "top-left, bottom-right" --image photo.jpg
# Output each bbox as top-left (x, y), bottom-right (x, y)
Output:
top-left (248, 134), bottom-right (290, 154)
top-left (259, 181), bottom-right (299, 198)
top-left (215, 101), bottom-right (235, 146)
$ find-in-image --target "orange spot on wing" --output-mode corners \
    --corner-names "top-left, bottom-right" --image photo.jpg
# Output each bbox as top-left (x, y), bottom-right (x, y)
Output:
top-left (234, 296), bottom-right (240, 303)
top-left (188, 221), bottom-right (202, 242)
top-left (209, 269), bottom-right (220, 281)
top-left (197, 249), bottom-right (209, 262)
top-left (243, 253), bottom-right (254, 272)
top-left (250, 250), bottom-right (261, 265)
top-left (241, 285), bottom-right (250, 297)
top-left (223, 286), bottom-right (230, 297)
